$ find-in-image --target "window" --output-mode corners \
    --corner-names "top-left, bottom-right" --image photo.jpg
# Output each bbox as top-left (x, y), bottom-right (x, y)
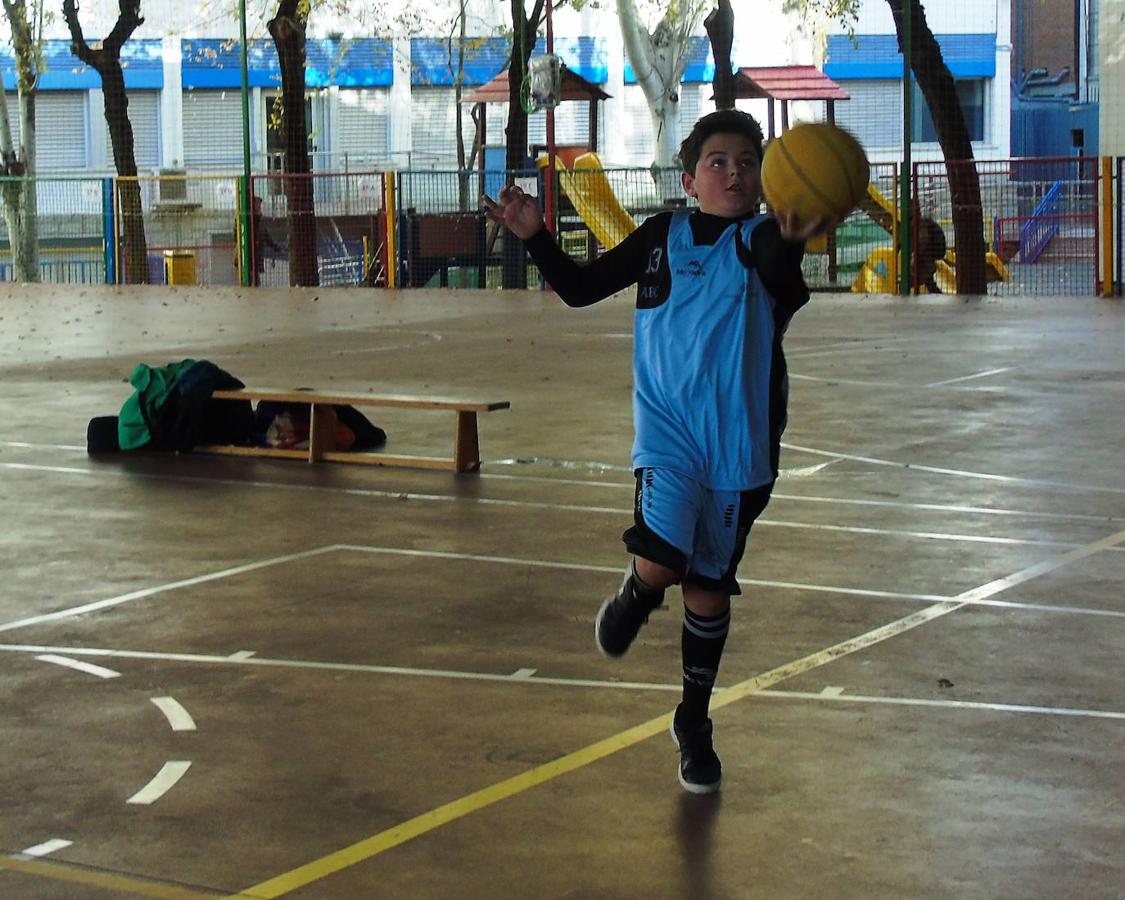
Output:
top-left (911, 79), bottom-right (984, 144)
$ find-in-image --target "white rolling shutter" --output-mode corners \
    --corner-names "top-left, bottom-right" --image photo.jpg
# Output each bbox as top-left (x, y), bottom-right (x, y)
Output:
top-left (182, 90), bottom-right (244, 169)
top-left (834, 81), bottom-right (903, 152)
top-left (104, 91), bottom-right (161, 169)
top-left (36, 92), bottom-right (88, 170)
top-left (335, 88), bottom-right (389, 166)
top-left (3, 94), bottom-right (17, 146)
top-left (678, 85), bottom-right (702, 136)
top-left (411, 86), bottom-right (476, 167)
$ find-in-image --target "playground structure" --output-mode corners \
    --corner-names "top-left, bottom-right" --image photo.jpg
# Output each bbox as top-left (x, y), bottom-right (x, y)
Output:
top-left (554, 152), bottom-right (638, 250)
top-left (850, 183), bottom-right (1011, 293)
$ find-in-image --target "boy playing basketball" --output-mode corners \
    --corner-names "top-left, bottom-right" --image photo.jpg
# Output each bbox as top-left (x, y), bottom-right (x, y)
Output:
top-left (485, 109), bottom-right (833, 794)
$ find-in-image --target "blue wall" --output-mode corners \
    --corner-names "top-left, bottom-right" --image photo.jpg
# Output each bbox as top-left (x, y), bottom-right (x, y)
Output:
top-left (1011, 95), bottom-right (1099, 157)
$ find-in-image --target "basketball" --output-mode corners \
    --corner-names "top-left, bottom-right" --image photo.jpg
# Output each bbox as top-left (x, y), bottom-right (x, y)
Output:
top-left (760, 122), bottom-right (870, 225)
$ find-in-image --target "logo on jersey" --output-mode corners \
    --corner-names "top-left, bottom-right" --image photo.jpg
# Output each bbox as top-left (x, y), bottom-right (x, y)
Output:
top-left (674, 259), bottom-right (706, 277)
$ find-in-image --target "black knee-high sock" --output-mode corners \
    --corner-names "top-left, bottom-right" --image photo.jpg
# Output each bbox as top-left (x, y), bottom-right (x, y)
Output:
top-left (626, 560), bottom-right (665, 608)
top-left (680, 602), bottom-right (731, 722)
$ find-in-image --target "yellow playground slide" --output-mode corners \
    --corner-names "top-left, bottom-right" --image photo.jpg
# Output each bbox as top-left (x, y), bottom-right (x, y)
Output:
top-left (852, 183), bottom-right (1009, 293)
top-left (555, 152), bottom-right (637, 250)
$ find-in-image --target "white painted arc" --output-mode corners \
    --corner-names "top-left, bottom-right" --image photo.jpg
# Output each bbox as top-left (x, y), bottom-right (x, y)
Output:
top-left (126, 761), bottom-right (191, 805)
top-left (150, 697), bottom-right (196, 732)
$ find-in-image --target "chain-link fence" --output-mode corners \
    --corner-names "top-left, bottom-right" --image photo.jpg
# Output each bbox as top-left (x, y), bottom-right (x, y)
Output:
top-left (114, 174), bottom-right (242, 286)
top-left (2, 160), bottom-right (1116, 295)
top-left (249, 171), bottom-right (388, 288)
top-left (919, 157), bottom-right (1099, 296)
top-left (0, 177), bottom-right (107, 284)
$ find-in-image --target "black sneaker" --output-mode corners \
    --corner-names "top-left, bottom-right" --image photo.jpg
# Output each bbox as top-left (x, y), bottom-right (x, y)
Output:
top-left (594, 570), bottom-right (663, 658)
top-left (670, 706), bottom-right (722, 794)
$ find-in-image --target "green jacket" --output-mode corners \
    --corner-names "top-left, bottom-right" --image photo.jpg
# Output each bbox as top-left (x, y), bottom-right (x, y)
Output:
top-left (117, 359), bottom-right (197, 450)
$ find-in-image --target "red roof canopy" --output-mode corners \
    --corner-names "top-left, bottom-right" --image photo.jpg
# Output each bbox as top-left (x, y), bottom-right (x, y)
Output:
top-left (465, 65), bottom-right (611, 104)
top-left (733, 66), bottom-right (849, 101)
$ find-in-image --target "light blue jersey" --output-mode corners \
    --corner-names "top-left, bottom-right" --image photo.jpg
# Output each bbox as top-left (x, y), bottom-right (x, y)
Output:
top-left (631, 212), bottom-right (777, 490)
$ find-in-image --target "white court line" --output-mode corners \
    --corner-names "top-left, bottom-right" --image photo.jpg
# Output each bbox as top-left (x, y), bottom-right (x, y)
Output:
top-left (126, 761), bottom-right (191, 805)
top-left (0, 546), bottom-right (341, 634)
top-left (6, 642), bottom-right (1125, 720)
top-left (1, 441), bottom-right (85, 451)
top-left (770, 492), bottom-right (1121, 525)
top-left (6, 458), bottom-right (1117, 550)
top-left (762, 689), bottom-right (1125, 721)
top-left (763, 517), bottom-right (1110, 550)
top-left (926, 367), bottom-right (1013, 387)
top-left (16, 839), bottom-right (73, 859)
top-left (1, 538), bottom-right (1120, 648)
top-left (782, 442), bottom-right (1125, 495)
top-left (35, 654), bottom-right (120, 679)
top-left (336, 545), bottom-right (1125, 619)
top-left (4, 455), bottom-right (1120, 525)
top-left (785, 336), bottom-right (917, 358)
top-left (0, 644), bottom-right (682, 692)
top-left (0, 531), bottom-right (1121, 699)
top-left (150, 696), bottom-right (196, 732)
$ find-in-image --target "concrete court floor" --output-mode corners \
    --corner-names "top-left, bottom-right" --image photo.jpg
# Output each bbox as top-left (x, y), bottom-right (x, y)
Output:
top-left (0, 281), bottom-right (1122, 900)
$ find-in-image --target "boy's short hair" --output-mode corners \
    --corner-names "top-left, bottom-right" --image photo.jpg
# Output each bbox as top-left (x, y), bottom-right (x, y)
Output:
top-left (678, 109), bottom-right (765, 174)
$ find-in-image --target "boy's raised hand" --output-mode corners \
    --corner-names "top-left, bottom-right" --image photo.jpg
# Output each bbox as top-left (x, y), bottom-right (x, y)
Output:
top-left (482, 185), bottom-right (545, 241)
top-left (776, 209), bottom-right (840, 244)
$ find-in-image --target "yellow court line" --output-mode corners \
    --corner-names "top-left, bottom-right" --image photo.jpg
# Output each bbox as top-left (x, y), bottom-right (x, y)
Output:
top-left (235, 526), bottom-right (1125, 898)
top-left (235, 602), bottom-right (964, 899)
top-left (0, 854), bottom-right (223, 898)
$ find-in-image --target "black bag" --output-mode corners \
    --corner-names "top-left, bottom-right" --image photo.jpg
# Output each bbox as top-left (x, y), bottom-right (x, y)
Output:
top-left (87, 415), bottom-right (121, 454)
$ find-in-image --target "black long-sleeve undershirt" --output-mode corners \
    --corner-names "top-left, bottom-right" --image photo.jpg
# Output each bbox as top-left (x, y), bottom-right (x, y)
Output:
top-left (523, 210), bottom-right (809, 315)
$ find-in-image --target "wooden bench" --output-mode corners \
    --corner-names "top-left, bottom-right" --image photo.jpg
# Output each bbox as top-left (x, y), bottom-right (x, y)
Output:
top-left (197, 388), bottom-right (510, 473)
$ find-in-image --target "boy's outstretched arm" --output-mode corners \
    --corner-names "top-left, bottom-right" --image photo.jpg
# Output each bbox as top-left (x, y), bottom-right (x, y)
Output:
top-left (481, 185), bottom-right (650, 308)
top-left (482, 185), bottom-right (545, 240)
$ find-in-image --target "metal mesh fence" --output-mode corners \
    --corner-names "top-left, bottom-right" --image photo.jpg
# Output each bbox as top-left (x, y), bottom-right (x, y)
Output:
top-left (115, 174), bottom-right (243, 286)
top-left (0, 177), bottom-right (106, 284)
top-left (1, 160), bottom-right (1114, 295)
top-left (919, 157), bottom-right (1099, 296)
top-left (250, 172), bottom-right (388, 288)
top-left (802, 162), bottom-right (899, 292)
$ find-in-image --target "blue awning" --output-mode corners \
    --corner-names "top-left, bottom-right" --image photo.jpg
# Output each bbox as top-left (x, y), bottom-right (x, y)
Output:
top-left (4, 39), bottom-right (164, 90)
top-left (410, 36), bottom-right (605, 87)
top-left (824, 33), bottom-right (996, 80)
top-left (181, 38), bottom-right (393, 89)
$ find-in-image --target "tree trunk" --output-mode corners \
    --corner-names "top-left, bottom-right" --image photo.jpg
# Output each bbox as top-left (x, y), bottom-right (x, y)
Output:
top-left (269, 4), bottom-right (320, 287)
top-left (889, 0), bottom-right (986, 295)
top-left (617, 0), bottom-right (695, 192)
top-left (704, 0), bottom-right (736, 111)
top-left (15, 95), bottom-right (37, 280)
top-left (0, 0), bottom-right (40, 282)
top-left (63, 0), bottom-right (148, 284)
top-left (102, 62), bottom-right (148, 284)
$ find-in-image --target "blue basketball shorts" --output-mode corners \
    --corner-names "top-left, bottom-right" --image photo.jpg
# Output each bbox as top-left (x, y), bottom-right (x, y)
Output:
top-left (622, 467), bottom-right (774, 594)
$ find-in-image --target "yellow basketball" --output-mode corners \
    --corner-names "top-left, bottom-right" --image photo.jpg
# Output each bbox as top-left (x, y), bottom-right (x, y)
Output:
top-left (760, 122), bottom-right (870, 224)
